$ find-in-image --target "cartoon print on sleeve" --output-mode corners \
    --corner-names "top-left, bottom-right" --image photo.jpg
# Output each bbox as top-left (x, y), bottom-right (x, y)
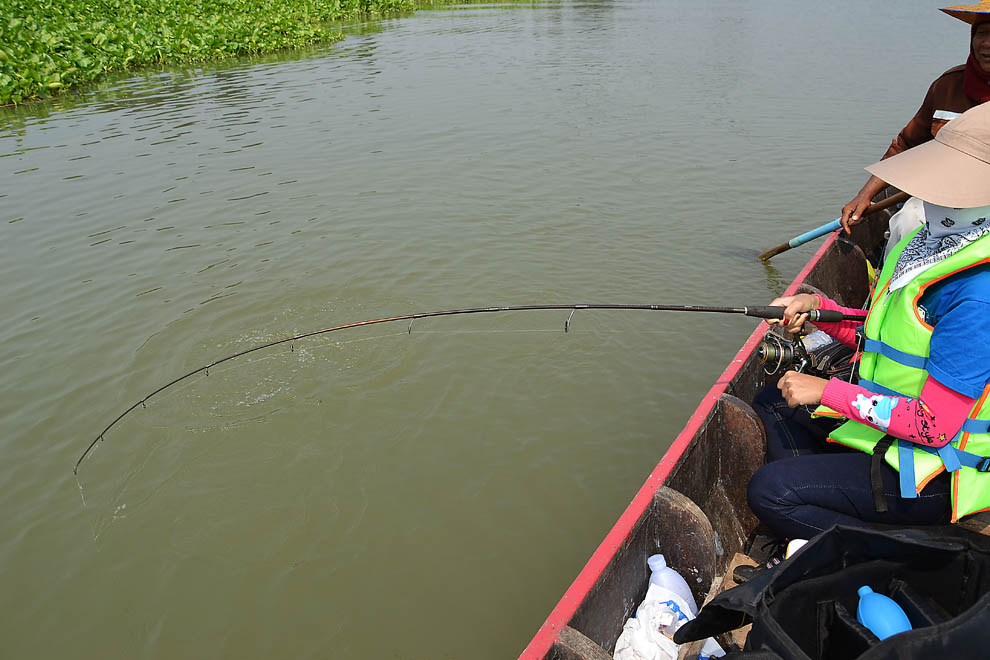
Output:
top-left (913, 400), bottom-right (947, 446)
top-left (852, 393), bottom-right (899, 431)
top-left (823, 379), bottom-right (968, 448)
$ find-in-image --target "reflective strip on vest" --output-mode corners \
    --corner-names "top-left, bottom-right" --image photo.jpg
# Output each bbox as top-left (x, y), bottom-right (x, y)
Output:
top-left (917, 439), bottom-right (990, 473)
top-left (862, 338), bottom-right (929, 370)
top-left (899, 441), bottom-right (917, 499)
top-left (856, 380), bottom-right (905, 398)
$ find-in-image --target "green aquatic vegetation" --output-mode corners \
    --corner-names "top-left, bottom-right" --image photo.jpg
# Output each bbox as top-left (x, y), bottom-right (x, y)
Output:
top-left (0, 0), bottom-right (417, 105)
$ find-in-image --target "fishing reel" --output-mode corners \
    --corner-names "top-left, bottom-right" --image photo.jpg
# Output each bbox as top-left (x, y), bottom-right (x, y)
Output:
top-left (758, 329), bottom-right (855, 379)
top-left (758, 332), bottom-right (811, 375)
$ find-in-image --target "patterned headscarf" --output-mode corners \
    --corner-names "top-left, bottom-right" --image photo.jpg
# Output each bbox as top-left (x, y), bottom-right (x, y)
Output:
top-left (889, 202), bottom-right (990, 291)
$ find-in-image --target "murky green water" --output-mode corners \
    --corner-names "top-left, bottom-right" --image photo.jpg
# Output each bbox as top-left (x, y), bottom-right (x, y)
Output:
top-left (0, 1), bottom-right (965, 657)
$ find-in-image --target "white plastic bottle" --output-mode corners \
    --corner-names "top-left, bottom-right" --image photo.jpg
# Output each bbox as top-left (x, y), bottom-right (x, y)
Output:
top-left (647, 554), bottom-right (699, 617)
top-left (614, 554), bottom-right (722, 660)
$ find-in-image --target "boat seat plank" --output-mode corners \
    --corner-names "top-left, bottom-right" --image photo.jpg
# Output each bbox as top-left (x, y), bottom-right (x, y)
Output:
top-left (565, 486), bottom-right (717, 656)
top-left (667, 394), bottom-right (765, 572)
top-left (548, 626), bottom-right (613, 660)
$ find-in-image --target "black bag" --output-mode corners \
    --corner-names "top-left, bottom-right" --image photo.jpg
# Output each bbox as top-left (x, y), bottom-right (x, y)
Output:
top-left (804, 332), bottom-right (857, 383)
top-left (673, 525), bottom-right (990, 659)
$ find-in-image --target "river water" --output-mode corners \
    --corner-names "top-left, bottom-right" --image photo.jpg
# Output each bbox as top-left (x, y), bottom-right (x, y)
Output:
top-left (0, 1), bottom-right (964, 657)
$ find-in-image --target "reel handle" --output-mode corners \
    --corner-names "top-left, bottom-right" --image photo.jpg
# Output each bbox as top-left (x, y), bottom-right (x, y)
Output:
top-left (745, 306), bottom-right (850, 323)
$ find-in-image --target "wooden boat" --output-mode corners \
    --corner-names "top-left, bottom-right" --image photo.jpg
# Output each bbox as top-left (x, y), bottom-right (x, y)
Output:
top-left (519, 196), bottom-right (912, 659)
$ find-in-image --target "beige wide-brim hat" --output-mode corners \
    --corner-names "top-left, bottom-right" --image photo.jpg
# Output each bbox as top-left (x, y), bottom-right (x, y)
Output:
top-left (941, 1), bottom-right (990, 23)
top-left (865, 103), bottom-right (990, 208)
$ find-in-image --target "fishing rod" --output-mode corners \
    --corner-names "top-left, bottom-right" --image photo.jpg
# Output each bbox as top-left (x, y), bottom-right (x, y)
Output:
top-left (73, 302), bottom-right (865, 473)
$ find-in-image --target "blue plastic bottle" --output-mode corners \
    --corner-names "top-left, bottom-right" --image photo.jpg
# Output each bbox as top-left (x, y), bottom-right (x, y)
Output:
top-left (856, 585), bottom-right (912, 640)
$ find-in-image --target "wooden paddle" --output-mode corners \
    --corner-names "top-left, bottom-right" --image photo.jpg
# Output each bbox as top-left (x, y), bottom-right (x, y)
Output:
top-left (759, 191), bottom-right (910, 261)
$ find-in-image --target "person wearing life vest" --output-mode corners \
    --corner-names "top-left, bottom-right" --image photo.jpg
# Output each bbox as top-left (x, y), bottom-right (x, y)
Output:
top-left (747, 102), bottom-right (990, 540)
top-left (840, 3), bottom-right (990, 240)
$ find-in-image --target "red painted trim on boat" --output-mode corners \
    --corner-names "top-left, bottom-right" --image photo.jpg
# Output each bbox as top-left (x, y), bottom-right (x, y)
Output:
top-left (519, 232), bottom-right (839, 659)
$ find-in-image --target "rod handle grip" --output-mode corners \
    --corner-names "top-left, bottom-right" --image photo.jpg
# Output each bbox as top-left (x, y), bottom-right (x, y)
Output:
top-left (744, 306), bottom-right (786, 319)
top-left (745, 307), bottom-right (851, 323)
top-left (809, 309), bottom-right (846, 323)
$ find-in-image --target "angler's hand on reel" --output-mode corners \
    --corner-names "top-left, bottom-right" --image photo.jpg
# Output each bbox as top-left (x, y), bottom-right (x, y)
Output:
top-left (765, 294), bottom-right (819, 334)
top-left (777, 370), bottom-right (828, 408)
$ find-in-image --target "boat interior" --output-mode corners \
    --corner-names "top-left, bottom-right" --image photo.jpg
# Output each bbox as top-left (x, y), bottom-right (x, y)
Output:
top-left (531, 193), bottom-right (990, 660)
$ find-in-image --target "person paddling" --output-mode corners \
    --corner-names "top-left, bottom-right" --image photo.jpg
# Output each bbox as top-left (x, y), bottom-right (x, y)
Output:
top-left (747, 102), bottom-right (990, 544)
top-left (840, 3), bottom-right (990, 238)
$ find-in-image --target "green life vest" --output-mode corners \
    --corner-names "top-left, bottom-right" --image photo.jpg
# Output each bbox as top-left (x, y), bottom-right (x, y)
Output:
top-left (824, 227), bottom-right (990, 522)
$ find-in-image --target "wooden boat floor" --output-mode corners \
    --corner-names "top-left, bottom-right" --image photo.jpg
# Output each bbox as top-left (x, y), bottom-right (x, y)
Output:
top-left (681, 553), bottom-right (758, 657)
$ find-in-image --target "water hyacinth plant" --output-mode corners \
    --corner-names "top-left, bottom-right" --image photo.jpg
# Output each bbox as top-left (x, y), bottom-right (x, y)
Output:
top-left (0, 0), bottom-right (416, 105)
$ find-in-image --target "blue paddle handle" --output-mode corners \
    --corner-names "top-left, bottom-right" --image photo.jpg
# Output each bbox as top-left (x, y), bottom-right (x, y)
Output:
top-left (787, 218), bottom-right (842, 249)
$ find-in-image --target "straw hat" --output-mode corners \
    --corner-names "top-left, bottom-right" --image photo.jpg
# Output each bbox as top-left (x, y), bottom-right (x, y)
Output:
top-left (865, 103), bottom-right (990, 207)
top-left (941, 1), bottom-right (990, 23)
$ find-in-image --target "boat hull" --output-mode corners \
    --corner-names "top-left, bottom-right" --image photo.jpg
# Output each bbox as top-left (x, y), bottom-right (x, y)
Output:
top-left (522, 207), bottom-right (892, 660)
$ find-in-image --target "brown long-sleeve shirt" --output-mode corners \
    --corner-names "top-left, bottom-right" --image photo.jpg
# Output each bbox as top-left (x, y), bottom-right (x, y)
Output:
top-left (884, 65), bottom-right (981, 159)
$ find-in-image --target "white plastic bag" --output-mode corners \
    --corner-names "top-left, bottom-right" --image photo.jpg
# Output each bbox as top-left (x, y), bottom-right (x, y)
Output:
top-left (614, 583), bottom-right (724, 660)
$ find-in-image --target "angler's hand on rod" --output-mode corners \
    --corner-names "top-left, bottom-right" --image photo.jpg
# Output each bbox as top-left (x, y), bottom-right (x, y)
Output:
top-left (765, 294), bottom-right (819, 334)
top-left (777, 370), bottom-right (828, 407)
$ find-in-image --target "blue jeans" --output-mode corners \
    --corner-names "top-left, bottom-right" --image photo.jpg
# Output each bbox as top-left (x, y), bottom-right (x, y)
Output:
top-left (750, 383), bottom-right (844, 462)
top-left (747, 385), bottom-right (951, 539)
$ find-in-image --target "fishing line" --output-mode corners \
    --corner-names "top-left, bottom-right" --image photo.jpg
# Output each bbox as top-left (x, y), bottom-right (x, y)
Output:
top-left (74, 302), bottom-right (862, 473)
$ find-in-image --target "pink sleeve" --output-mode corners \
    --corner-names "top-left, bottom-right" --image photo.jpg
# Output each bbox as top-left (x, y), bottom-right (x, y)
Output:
top-left (821, 376), bottom-right (974, 447)
top-left (811, 295), bottom-right (867, 348)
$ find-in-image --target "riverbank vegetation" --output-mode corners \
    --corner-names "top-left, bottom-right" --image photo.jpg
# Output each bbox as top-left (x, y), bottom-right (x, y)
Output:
top-left (0, 0), bottom-right (421, 105)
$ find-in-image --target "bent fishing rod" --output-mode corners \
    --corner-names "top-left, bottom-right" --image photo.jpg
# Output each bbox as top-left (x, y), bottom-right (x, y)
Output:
top-left (74, 302), bottom-right (864, 473)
